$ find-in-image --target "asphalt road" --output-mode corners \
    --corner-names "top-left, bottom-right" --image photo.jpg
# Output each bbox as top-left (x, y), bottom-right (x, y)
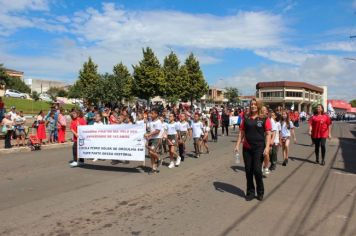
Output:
top-left (0, 122), bottom-right (355, 236)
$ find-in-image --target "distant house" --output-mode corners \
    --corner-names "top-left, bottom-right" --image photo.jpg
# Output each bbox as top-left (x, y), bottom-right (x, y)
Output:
top-left (0, 68), bottom-right (25, 96)
top-left (25, 78), bottom-right (68, 93)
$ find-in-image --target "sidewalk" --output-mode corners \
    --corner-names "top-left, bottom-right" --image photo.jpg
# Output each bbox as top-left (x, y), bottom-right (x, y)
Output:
top-left (0, 127), bottom-right (73, 154)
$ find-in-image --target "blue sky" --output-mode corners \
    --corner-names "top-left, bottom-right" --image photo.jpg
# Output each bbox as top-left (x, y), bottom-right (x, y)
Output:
top-left (1, 0), bottom-right (356, 100)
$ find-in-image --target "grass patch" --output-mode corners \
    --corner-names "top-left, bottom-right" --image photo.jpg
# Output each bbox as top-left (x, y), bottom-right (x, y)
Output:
top-left (2, 97), bottom-right (77, 115)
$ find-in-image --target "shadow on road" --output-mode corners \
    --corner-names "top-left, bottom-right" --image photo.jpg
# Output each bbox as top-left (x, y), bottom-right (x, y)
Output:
top-left (213, 181), bottom-right (245, 198)
top-left (230, 165), bottom-right (245, 172)
top-left (80, 163), bottom-right (147, 173)
top-left (289, 156), bottom-right (316, 164)
top-left (333, 137), bottom-right (356, 174)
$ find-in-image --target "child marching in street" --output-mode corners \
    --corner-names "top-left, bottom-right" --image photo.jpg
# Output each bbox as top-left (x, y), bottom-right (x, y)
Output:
top-left (166, 113), bottom-right (181, 168)
top-left (178, 114), bottom-right (191, 162)
top-left (280, 110), bottom-right (297, 166)
top-left (191, 113), bottom-right (204, 158)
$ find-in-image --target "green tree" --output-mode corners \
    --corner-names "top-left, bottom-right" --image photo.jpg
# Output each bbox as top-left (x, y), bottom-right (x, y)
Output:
top-left (68, 82), bottom-right (82, 98)
top-left (132, 47), bottom-right (165, 102)
top-left (350, 99), bottom-right (356, 107)
top-left (31, 91), bottom-right (40, 101)
top-left (46, 87), bottom-right (60, 101)
top-left (77, 57), bottom-right (101, 104)
top-left (224, 87), bottom-right (240, 105)
top-left (183, 53), bottom-right (208, 105)
top-left (110, 62), bottom-right (133, 102)
top-left (0, 64), bottom-right (8, 88)
top-left (57, 88), bottom-right (68, 98)
top-left (162, 51), bottom-right (182, 104)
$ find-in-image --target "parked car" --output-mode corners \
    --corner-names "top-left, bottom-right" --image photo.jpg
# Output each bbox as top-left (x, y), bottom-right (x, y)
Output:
top-left (39, 93), bottom-right (53, 102)
top-left (4, 89), bottom-right (27, 99)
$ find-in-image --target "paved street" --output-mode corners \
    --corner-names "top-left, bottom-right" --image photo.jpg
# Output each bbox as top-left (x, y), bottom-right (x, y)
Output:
top-left (0, 122), bottom-right (355, 236)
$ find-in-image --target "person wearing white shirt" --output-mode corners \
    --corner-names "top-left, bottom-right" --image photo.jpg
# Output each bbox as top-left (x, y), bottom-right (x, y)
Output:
top-left (159, 116), bottom-right (168, 154)
top-left (178, 114), bottom-right (191, 162)
top-left (201, 119), bottom-right (210, 154)
top-left (166, 114), bottom-right (181, 168)
top-left (269, 112), bottom-right (281, 171)
top-left (280, 111), bottom-right (297, 166)
top-left (8, 106), bottom-right (17, 121)
top-left (191, 113), bottom-right (204, 158)
top-left (144, 109), bottom-right (163, 174)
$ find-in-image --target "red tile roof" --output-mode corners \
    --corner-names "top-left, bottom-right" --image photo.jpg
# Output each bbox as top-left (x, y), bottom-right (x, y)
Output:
top-left (256, 81), bottom-right (323, 93)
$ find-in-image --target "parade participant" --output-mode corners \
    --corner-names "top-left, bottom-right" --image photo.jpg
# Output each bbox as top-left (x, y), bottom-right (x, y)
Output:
top-left (308, 104), bottom-right (332, 166)
top-left (102, 108), bottom-right (110, 124)
top-left (178, 113), bottom-right (191, 162)
top-left (69, 110), bottom-right (87, 167)
top-left (191, 113), bottom-right (204, 158)
top-left (14, 111), bottom-right (26, 147)
top-left (36, 110), bottom-right (47, 144)
top-left (92, 113), bottom-right (103, 162)
top-left (136, 112), bottom-right (145, 126)
top-left (1, 113), bottom-right (13, 148)
top-left (85, 107), bottom-right (95, 125)
top-left (269, 112), bottom-right (281, 171)
top-left (235, 99), bottom-right (271, 201)
top-left (158, 116), bottom-right (168, 155)
top-left (260, 106), bottom-right (270, 175)
top-left (210, 108), bottom-right (219, 142)
top-left (109, 110), bottom-right (119, 124)
top-left (280, 110), bottom-right (297, 166)
top-left (57, 108), bottom-right (67, 143)
top-left (201, 118), bottom-right (210, 154)
top-left (144, 109), bottom-right (163, 174)
top-left (166, 113), bottom-right (181, 168)
top-left (221, 108), bottom-right (230, 136)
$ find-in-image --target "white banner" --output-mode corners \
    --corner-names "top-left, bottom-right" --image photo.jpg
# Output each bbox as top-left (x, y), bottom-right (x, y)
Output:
top-left (229, 116), bottom-right (239, 126)
top-left (78, 124), bottom-right (145, 161)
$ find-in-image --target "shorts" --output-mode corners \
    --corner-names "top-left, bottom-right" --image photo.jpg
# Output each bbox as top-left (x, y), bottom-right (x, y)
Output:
top-left (15, 129), bottom-right (25, 137)
top-left (179, 131), bottom-right (188, 142)
top-left (167, 134), bottom-right (177, 146)
top-left (148, 139), bottom-right (160, 152)
top-left (193, 137), bottom-right (201, 145)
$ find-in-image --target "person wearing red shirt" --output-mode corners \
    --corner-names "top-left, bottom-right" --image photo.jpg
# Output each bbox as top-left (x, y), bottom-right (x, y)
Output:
top-left (235, 99), bottom-right (272, 201)
top-left (308, 104), bottom-right (332, 166)
top-left (69, 110), bottom-right (87, 167)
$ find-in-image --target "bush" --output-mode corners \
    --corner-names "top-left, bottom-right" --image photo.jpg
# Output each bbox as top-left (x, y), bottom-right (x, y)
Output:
top-left (31, 91), bottom-right (40, 101)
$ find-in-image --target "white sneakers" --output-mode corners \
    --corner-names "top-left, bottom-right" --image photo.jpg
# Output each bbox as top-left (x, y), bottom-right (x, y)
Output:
top-left (175, 156), bottom-right (181, 166)
top-left (263, 167), bottom-right (270, 175)
top-left (168, 161), bottom-right (175, 168)
top-left (70, 161), bottom-right (84, 168)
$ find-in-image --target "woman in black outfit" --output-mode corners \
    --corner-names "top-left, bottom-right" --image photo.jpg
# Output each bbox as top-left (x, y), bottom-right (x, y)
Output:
top-left (235, 99), bottom-right (272, 201)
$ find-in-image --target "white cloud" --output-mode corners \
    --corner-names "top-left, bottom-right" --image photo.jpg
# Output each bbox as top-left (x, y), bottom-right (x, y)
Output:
top-left (314, 41), bottom-right (356, 52)
top-left (218, 55), bottom-right (356, 100)
top-left (70, 3), bottom-right (286, 50)
top-left (254, 48), bottom-right (318, 65)
top-left (0, 0), bottom-right (49, 12)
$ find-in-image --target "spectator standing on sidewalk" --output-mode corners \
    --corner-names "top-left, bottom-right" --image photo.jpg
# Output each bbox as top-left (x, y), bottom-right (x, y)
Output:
top-left (57, 108), bottom-right (67, 143)
top-left (1, 113), bottom-right (14, 148)
top-left (36, 110), bottom-right (47, 144)
top-left (14, 111), bottom-right (26, 147)
top-left (0, 97), bottom-right (4, 121)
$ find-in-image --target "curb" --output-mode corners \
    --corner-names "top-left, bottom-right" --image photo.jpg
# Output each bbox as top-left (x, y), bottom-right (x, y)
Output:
top-left (0, 142), bottom-right (72, 154)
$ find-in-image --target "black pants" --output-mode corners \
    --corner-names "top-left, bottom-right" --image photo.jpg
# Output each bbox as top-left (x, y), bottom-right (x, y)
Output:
top-left (313, 138), bottom-right (326, 160)
top-left (243, 146), bottom-right (264, 196)
top-left (210, 125), bottom-right (218, 141)
top-left (72, 142), bottom-right (84, 163)
top-left (222, 124), bottom-right (229, 136)
top-left (5, 130), bottom-right (13, 148)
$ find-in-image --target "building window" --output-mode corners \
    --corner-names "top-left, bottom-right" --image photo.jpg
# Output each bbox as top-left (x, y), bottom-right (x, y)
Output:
top-left (262, 91), bottom-right (283, 98)
top-left (286, 91), bottom-right (302, 97)
top-left (305, 93), bottom-right (309, 98)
